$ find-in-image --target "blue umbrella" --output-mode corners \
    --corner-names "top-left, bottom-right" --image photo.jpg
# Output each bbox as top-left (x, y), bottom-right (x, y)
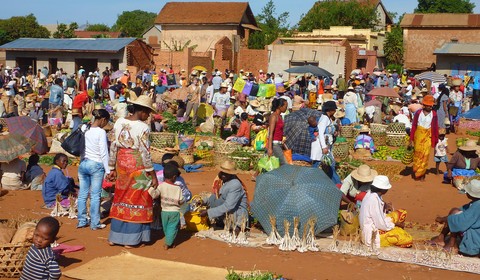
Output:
top-left (252, 165), bottom-right (342, 236)
top-left (461, 106), bottom-right (480, 120)
top-left (285, 64), bottom-right (333, 77)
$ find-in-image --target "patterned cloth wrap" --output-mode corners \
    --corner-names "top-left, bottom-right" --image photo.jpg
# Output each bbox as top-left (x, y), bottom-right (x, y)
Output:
top-left (379, 209), bottom-right (413, 248)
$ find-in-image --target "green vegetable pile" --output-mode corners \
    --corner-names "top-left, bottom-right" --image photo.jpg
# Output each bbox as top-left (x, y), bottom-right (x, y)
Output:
top-left (336, 158), bottom-right (365, 180)
top-left (226, 268), bottom-right (285, 280)
top-left (162, 112), bottom-right (196, 135)
top-left (467, 130), bottom-right (480, 137)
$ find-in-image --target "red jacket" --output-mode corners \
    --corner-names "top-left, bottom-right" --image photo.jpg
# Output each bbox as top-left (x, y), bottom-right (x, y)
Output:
top-left (410, 110), bottom-right (439, 148)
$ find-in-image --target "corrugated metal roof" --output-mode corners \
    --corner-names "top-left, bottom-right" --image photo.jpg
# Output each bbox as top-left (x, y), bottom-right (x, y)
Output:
top-left (0, 38), bottom-right (136, 52)
top-left (401, 14), bottom-right (480, 28)
top-left (434, 43), bottom-right (480, 55)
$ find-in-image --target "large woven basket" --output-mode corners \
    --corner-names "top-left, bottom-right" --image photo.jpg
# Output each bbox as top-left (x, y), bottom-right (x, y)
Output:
top-left (341, 125), bottom-right (354, 138)
top-left (387, 133), bottom-right (407, 147)
top-left (0, 118), bottom-right (7, 132)
top-left (151, 146), bottom-right (178, 164)
top-left (215, 141), bottom-right (240, 154)
top-left (387, 122), bottom-right (406, 134)
top-left (292, 160), bottom-right (312, 167)
top-left (0, 242), bottom-right (31, 278)
top-left (372, 132), bottom-right (387, 146)
top-left (370, 123), bottom-right (388, 134)
top-left (332, 142), bottom-right (350, 161)
top-left (214, 151), bottom-right (230, 166)
top-left (229, 156), bottom-right (252, 171)
top-left (179, 147), bottom-right (195, 165)
top-left (150, 132), bottom-right (176, 149)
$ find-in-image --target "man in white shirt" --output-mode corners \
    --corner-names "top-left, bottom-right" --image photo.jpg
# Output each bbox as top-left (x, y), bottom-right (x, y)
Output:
top-left (405, 80), bottom-right (413, 101)
top-left (212, 71), bottom-right (223, 93)
top-left (274, 73), bottom-right (284, 84)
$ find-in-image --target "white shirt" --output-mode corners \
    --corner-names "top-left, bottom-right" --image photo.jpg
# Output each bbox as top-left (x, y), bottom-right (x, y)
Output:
top-left (359, 191), bottom-right (395, 249)
top-left (280, 96), bottom-right (292, 109)
top-left (212, 92), bottom-right (230, 108)
top-left (417, 111), bottom-right (433, 129)
top-left (406, 85), bottom-right (413, 96)
top-left (206, 85), bottom-right (214, 103)
top-left (246, 105), bottom-right (258, 115)
top-left (274, 77), bottom-right (284, 84)
top-left (435, 138), bottom-right (448, 157)
top-left (83, 126), bottom-right (110, 174)
top-left (393, 114), bottom-right (411, 129)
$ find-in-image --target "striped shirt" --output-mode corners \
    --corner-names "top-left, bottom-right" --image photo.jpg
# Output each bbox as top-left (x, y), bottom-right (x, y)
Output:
top-left (20, 245), bottom-right (61, 280)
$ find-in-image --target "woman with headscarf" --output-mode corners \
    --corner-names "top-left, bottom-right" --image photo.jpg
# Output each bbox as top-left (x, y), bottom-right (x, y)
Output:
top-left (107, 95), bottom-right (158, 248)
top-left (410, 95), bottom-right (439, 181)
top-left (344, 86), bottom-right (358, 123)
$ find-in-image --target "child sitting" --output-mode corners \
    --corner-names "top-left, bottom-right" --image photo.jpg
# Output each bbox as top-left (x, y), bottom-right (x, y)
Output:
top-left (354, 125), bottom-right (375, 154)
top-left (431, 179), bottom-right (480, 256)
top-left (157, 164), bottom-right (185, 250)
top-left (434, 131), bottom-right (449, 175)
top-left (360, 176), bottom-right (412, 249)
top-left (225, 112), bottom-right (251, 145)
top-left (307, 116), bottom-right (319, 142)
top-left (42, 153), bottom-right (76, 208)
top-left (20, 217), bottom-right (61, 280)
top-left (25, 154), bottom-right (46, 191)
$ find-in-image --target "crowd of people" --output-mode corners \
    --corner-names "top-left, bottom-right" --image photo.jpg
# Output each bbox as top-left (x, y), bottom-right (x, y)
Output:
top-left (0, 62), bottom-right (478, 279)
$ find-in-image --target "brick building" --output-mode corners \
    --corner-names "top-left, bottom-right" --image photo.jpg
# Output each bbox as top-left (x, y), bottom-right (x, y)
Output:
top-left (400, 14), bottom-right (480, 73)
top-left (0, 38), bottom-right (153, 75)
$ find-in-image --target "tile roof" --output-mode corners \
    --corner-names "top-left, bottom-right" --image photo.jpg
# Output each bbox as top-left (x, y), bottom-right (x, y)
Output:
top-left (400, 14), bottom-right (480, 28)
top-left (0, 38), bottom-right (136, 52)
top-left (74, 31), bottom-right (122, 38)
top-left (155, 2), bottom-right (257, 26)
top-left (434, 43), bottom-right (480, 55)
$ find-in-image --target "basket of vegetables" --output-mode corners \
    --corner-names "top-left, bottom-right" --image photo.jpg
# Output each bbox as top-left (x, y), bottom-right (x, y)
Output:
top-left (332, 138), bottom-right (350, 161)
top-left (150, 132), bottom-right (176, 149)
top-left (229, 150), bottom-right (253, 171)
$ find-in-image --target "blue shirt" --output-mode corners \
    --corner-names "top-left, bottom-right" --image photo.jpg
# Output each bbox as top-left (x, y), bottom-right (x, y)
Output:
top-left (20, 245), bottom-right (61, 280)
top-left (155, 85), bottom-right (167, 94)
top-left (48, 85), bottom-right (64, 106)
top-left (42, 167), bottom-right (71, 206)
top-left (472, 75), bottom-right (480, 90)
top-left (448, 200), bottom-right (480, 256)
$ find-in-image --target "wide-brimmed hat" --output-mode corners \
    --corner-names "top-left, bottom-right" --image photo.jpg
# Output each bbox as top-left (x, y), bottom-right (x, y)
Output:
top-left (220, 82), bottom-right (228, 88)
top-left (351, 165), bottom-right (377, 182)
top-left (257, 104), bottom-right (268, 113)
top-left (359, 125), bottom-right (370, 133)
top-left (465, 179), bottom-right (480, 199)
top-left (277, 86), bottom-right (287, 93)
top-left (420, 88), bottom-right (429, 93)
top-left (129, 95), bottom-right (156, 112)
top-left (452, 79), bottom-right (462, 86)
top-left (459, 140), bottom-right (479, 151)
top-left (217, 160), bottom-right (239, 174)
top-left (322, 101), bottom-right (337, 112)
top-left (249, 99), bottom-right (260, 107)
top-left (334, 109), bottom-right (345, 119)
top-left (422, 95), bottom-right (434, 106)
top-left (372, 175), bottom-right (392, 190)
top-left (347, 86), bottom-right (354, 91)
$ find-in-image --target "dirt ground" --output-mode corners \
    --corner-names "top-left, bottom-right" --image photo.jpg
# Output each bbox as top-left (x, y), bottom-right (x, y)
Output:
top-left (1, 130), bottom-right (479, 280)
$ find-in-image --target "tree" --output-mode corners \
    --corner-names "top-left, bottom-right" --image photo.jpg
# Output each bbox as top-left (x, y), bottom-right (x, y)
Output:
top-left (297, 1), bottom-right (378, 32)
top-left (415, 0), bottom-right (475, 13)
top-left (162, 39), bottom-right (197, 51)
top-left (53, 22), bottom-right (78, 38)
top-left (0, 14), bottom-right (50, 45)
top-left (248, 0), bottom-right (291, 49)
top-left (85, 23), bottom-right (111, 32)
top-left (112, 10), bottom-right (156, 38)
top-left (383, 26), bottom-right (403, 66)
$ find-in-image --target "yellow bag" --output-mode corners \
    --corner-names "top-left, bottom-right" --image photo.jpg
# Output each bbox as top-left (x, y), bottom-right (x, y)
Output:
top-left (184, 211), bottom-right (210, 232)
top-left (339, 203), bottom-right (359, 236)
top-left (380, 227), bottom-right (413, 248)
top-left (253, 129), bottom-right (268, 151)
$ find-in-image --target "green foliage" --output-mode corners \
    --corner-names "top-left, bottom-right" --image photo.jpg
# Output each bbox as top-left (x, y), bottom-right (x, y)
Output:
top-left (85, 23), bottom-right (111, 32)
top-left (386, 64), bottom-right (403, 74)
top-left (226, 268), bottom-right (283, 280)
top-left (383, 26), bottom-right (404, 65)
top-left (298, 1), bottom-right (378, 32)
top-left (111, 10), bottom-right (156, 38)
top-left (162, 39), bottom-right (197, 51)
top-left (248, 0), bottom-right (291, 49)
top-left (415, 0), bottom-right (475, 13)
top-left (162, 112), bottom-right (196, 134)
top-left (53, 22), bottom-right (78, 39)
top-left (0, 14), bottom-right (50, 45)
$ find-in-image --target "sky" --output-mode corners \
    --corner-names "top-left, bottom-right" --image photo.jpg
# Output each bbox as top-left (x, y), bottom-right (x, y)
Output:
top-left (1, 0), bottom-right (480, 27)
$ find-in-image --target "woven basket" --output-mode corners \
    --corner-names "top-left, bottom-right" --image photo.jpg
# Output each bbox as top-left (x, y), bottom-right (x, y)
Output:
top-left (151, 146), bottom-right (178, 164)
top-left (150, 132), bottom-right (176, 149)
top-left (215, 141), bottom-right (240, 154)
top-left (372, 132), bottom-right (387, 146)
top-left (292, 160), bottom-right (312, 167)
top-left (370, 123), bottom-right (388, 134)
top-left (387, 133), bottom-right (407, 147)
top-left (0, 242), bottom-right (31, 278)
top-left (214, 151), bottom-right (230, 166)
top-left (341, 125), bottom-right (354, 138)
top-left (387, 122), bottom-right (406, 134)
top-left (229, 156), bottom-right (252, 171)
top-left (0, 118), bottom-right (7, 132)
top-left (332, 142), bottom-right (350, 161)
top-left (179, 148), bottom-right (195, 165)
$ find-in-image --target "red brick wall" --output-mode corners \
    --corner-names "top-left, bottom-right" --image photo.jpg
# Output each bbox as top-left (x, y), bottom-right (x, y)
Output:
top-left (153, 48), bottom-right (212, 74)
top-left (236, 48), bottom-right (268, 73)
top-left (127, 40), bottom-right (155, 70)
top-left (403, 28), bottom-right (480, 70)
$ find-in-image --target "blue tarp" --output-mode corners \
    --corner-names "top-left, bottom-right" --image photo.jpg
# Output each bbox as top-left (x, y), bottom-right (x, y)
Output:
top-left (461, 106), bottom-right (480, 120)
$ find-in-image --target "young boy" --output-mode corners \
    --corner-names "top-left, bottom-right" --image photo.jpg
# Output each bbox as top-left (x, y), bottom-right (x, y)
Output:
top-left (434, 132), bottom-right (449, 174)
top-left (20, 217), bottom-right (61, 280)
top-left (157, 164), bottom-right (185, 249)
top-left (431, 179), bottom-right (480, 255)
top-left (307, 116), bottom-right (319, 142)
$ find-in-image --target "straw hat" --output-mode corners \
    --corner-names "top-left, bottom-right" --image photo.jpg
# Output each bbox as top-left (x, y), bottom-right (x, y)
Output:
top-left (465, 179), bottom-right (480, 199)
top-left (420, 88), bottom-right (429, 93)
top-left (459, 140), bottom-right (479, 152)
top-left (372, 175), bottom-right (392, 190)
top-left (452, 79), bottom-right (462, 86)
top-left (347, 86), bottom-right (354, 91)
top-left (422, 95), bottom-right (434, 106)
top-left (249, 99), bottom-right (260, 107)
top-left (217, 160), bottom-right (239, 175)
top-left (334, 109), bottom-right (345, 119)
top-left (257, 104), bottom-right (268, 113)
top-left (351, 164), bottom-right (377, 182)
top-left (277, 86), bottom-right (287, 93)
top-left (359, 125), bottom-right (370, 133)
top-left (129, 95), bottom-right (156, 112)
top-left (220, 82), bottom-right (228, 88)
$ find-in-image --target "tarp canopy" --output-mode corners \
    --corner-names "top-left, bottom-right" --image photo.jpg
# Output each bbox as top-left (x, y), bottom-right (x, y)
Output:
top-left (461, 106), bottom-right (480, 120)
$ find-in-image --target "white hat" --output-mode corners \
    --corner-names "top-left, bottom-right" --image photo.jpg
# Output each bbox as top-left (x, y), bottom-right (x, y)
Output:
top-left (216, 71), bottom-right (222, 76)
top-left (88, 72), bottom-right (93, 76)
top-left (407, 80), bottom-right (411, 84)
top-left (181, 69), bottom-right (186, 72)
top-left (372, 175), bottom-right (392, 190)
top-left (240, 69), bottom-right (244, 72)
top-left (5, 66), bottom-right (11, 70)
top-left (220, 82), bottom-right (228, 88)
top-left (229, 73), bottom-right (234, 78)
top-left (259, 70), bottom-right (263, 73)
top-left (465, 179), bottom-right (480, 199)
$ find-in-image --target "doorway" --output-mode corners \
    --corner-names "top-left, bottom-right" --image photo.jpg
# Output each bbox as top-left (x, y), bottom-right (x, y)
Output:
top-left (15, 57), bottom-right (36, 75)
top-left (48, 58), bottom-right (58, 74)
top-left (75, 59), bottom-right (98, 74)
